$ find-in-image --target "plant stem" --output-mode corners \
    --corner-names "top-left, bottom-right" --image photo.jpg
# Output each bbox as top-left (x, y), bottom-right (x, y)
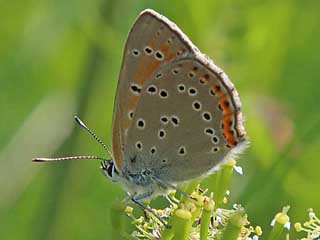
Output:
top-left (220, 209), bottom-right (244, 240)
top-left (213, 160), bottom-right (235, 207)
top-left (172, 209), bottom-right (192, 240)
top-left (200, 198), bottom-right (215, 240)
top-left (267, 207), bottom-right (290, 240)
top-left (161, 218), bottom-right (174, 240)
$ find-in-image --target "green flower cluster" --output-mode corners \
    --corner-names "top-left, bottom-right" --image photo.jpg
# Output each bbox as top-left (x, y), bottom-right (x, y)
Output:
top-left (294, 209), bottom-right (320, 240)
top-left (109, 160), bottom-right (316, 240)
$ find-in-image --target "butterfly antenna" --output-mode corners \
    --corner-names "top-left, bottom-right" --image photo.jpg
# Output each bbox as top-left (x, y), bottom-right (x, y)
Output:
top-left (32, 156), bottom-right (108, 162)
top-left (74, 116), bottom-right (113, 158)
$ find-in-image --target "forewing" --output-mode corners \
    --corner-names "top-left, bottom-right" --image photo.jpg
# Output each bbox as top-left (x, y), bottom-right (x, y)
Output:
top-left (112, 9), bottom-right (197, 169)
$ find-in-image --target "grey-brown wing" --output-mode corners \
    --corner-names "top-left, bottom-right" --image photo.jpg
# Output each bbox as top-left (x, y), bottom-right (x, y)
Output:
top-left (124, 57), bottom-right (247, 182)
top-left (112, 9), bottom-right (197, 170)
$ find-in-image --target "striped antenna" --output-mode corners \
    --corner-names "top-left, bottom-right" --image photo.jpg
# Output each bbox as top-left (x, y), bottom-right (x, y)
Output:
top-left (74, 116), bottom-right (113, 158)
top-left (32, 156), bottom-right (108, 162)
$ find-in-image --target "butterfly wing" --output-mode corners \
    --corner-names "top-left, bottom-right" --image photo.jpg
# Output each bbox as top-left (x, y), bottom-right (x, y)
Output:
top-left (121, 12), bottom-right (247, 182)
top-left (112, 9), bottom-right (196, 170)
top-left (125, 56), bottom-right (246, 182)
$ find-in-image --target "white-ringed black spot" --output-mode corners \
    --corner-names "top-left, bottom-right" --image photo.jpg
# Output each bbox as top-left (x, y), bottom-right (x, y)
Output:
top-left (155, 72), bottom-right (163, 79)
top-left (162, 158), bottom-right (168, 164)
top-left (209, 88), bottom-right (216, 96)
top-left (137, 119), bottom-right (145, 129)
top-left (130, 84), bottom-right (142, 95)
top-left (128, 111), bottom-right (134, 119)
top-left (171, 116), bottom-right (180, 127)
top-left (147, 85), bottom-right (157, 94)
top-left (199, 77), bottom-right (207, 85)
top-left (192, 101), bottom-right (202, 111)
top-left (132, 49), bottom-right (140, 57)
top-left (135, 141), bottom-right (143, 150)
top-left (188, 71), bottom-right (195, 78)
top-left (160, 116), bottom-right (169, 124)
top-left (178, 146), bottom-right (187, 156)
top-left (212, 135), bottom-right (220, 144)
top-left (158, 129), bottom-right (166, 139)
top-left (202, 112), bottom-right (212, 122)
top-left (167, 38), bottom-right (172, 44)
top-left (188, 87), bottom-right (197, 96)
top-left (150, 146), bottom-right (157, 155)
top-left (172, 68), bottom-right (180, 75)
top-left (204, 127), bottom-right (215, 136)
top-left (212, 147), bottom-right (220, 153)
top-left (159, 89), bottom-right (168, 99)
top-left (155, 50), bottom-right (164, 61)
top-left (177, 84), bottom-right (186, 93)
top-left (144, 46), bottom-right (153, 55)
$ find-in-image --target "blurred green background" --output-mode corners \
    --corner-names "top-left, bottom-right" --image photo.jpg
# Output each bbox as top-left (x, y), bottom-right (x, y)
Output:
top-left (1, 0), bottom-right (320, 239)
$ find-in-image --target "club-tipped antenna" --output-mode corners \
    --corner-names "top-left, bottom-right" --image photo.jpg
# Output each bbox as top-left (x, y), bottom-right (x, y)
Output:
top-left (32, 155), bottom-right (108, 162)
top-left (74, 116), bottom-right (113, 158)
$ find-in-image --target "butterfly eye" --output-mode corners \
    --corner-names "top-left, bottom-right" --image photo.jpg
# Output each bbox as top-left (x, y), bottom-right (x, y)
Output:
top-left (101, 160), bottom-right (118, 182)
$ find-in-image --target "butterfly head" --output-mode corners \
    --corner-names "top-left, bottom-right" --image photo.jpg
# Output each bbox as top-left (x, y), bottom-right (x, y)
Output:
top-left (101, 160), bottom-right (119, 182)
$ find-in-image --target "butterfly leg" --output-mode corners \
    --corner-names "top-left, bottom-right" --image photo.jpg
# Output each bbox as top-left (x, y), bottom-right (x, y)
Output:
top-left (162, 194), bottom-right (177, 207)
top-left (130, 193), bottom-right (170, 228)
top-left (152, 176), bottom-right (190, 198)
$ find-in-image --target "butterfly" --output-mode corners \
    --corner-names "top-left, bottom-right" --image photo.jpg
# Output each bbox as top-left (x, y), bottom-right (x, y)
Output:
top-left (33, 9), bottom-right (247, 226)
